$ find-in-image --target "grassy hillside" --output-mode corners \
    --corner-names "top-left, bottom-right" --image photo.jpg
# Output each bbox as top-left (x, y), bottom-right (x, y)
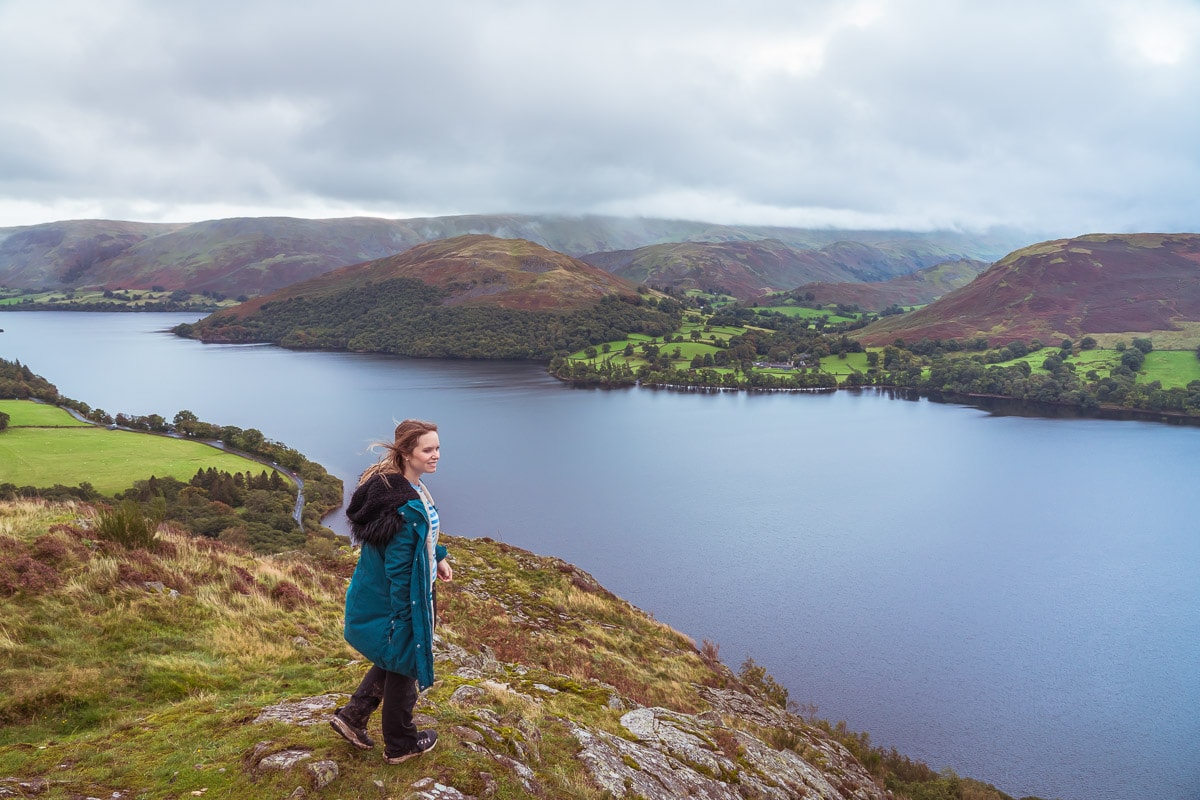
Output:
top-left (582, 240), bottom-right (863, 300)
top-left (0, 287), bottom-right (239, 311)
top-left (0, 499), bottom-right (1025, 800)
top-left (858, 233), bottom-right (1200, 347)
top-left (0, 354), bottom-right (344, 554)
top-left (583, 242), bottom-right (987, 303)
top-left (788, 259), bottom-right (989, 312)
top-left (0, 401), bottom-right (273, 495)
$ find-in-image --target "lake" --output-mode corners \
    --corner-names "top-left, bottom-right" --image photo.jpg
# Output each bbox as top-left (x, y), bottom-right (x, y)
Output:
top-left (2, 312), bottom-right (1197, 800)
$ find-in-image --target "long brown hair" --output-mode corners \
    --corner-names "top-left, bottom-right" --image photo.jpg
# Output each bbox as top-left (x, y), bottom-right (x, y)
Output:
top-left (359, 419), bottom-right (438, 486)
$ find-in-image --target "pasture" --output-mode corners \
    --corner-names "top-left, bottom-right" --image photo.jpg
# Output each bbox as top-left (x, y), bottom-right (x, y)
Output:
top-left (0, 400), bottom-right (274, 494)
top-left (994, 348), bottom-right (1200, 389)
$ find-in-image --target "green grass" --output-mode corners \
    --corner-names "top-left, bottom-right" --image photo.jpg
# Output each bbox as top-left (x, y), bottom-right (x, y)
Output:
top-left (755, 305), bottom-right (827, 319)
top-left (0, 289), bottom-right (239, 308)
top-left (991, 348), bottom-right (1200, 389)
top-left (0, 401), bottom-right (270, 493)
top-left (0, 501), bottom-right (715, 799)
top-left (754, 306), bottom-right (860, 324)
top-left (1140, 350), bottom-right (1200, 388)
top-left (680, 322), bottom-right (745, 339)
top-left (0, 400), bottom-right (89, 427)
top-left (819, 352), bottom-right (870, 379)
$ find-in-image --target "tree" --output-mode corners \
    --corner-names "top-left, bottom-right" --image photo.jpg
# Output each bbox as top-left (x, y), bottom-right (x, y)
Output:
top-left (240, 428), bottom-right (265, 450)
top-left (1080, 336), bottom-right (1097, 350)
top-left (1003, 341), bottom-right (1029, 359)
top-left (174, 409), bottom-right (198, 426)
top-left (1131, 337), bottom-right (1154, 354)
top-left (1121, 348), bottom-right (1145, 371)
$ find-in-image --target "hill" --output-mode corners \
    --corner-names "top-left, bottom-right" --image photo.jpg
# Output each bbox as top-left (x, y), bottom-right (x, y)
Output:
top-left (0, 219), bottom-right (185, 287)
top-left (856, 233), bottom-right (1200, 346)
top-left (177, 235), bottom-right (682, 359)
top-left (787, 259), bottom-right (989, 312)
top-left (583, 241), bottom-right (991, 301)
top-left (235, 233), bottom-right (640, 312)
top-left (0, 498), bottom-right (1023, 800)
top-left (0, 215), bottom-right (1030, 298)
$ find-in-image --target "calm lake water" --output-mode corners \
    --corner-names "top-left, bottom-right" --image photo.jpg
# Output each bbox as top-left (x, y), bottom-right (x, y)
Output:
top-left (3, 312), bottom-right (1197, 800)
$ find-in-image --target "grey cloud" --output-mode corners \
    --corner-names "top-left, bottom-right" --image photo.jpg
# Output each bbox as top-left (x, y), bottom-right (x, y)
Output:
top-left (1, 0), bottom-right (1197, 234)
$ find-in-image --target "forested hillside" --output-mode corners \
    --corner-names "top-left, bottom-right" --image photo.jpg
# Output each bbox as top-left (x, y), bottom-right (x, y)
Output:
top-left (179, 236), bottom-right (684, 359)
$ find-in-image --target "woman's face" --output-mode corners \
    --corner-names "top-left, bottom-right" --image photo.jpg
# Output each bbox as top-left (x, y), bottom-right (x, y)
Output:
top-left (405, 431), bottom-right (440, 478)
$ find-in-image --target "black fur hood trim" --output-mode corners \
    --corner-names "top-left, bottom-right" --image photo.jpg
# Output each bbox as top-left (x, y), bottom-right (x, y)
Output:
top-left (346, 473), bottom-right (419, 546)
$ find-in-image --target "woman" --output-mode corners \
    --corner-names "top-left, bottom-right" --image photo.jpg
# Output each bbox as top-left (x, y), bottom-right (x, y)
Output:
top-left (330, 419), bottom-right (453, 763)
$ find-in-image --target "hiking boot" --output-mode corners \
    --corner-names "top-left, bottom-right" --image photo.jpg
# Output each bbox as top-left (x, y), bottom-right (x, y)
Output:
top-left (384, 730), bottom-right (438, 764)
top-left (330, 708), bottom-right (375, 750)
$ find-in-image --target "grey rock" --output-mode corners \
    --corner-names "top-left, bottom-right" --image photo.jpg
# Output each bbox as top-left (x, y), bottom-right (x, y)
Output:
top-left (0, 777), bottom-right (49, 797)
top-left (451, 725), bottom-right (485, 743)
top-left (257, 749), bottom-right (312, 771)
top-left (449, 685), bottom-right (485, 706)
top-left (405, 777), bottom-right (475, 799)
top-left (304, 759), bottom-right (338, 790)
top-left (253, 694), bottom-right (341, 726)
top-left (569, 702), bottom-right (892, 800)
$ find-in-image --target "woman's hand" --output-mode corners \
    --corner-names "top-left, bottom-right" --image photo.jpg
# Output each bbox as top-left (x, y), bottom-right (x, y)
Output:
top-left (437, 559), bottom-right (454, 582)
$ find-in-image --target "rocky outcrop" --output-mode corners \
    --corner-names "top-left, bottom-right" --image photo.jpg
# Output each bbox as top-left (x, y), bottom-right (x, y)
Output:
top-left (570, 706), bottom-right (883, 800)
top-left (247, 635), bottom-right (892, 800)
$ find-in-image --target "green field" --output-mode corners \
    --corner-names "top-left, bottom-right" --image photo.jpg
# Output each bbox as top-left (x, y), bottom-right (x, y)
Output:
top-left (0, 400), bottom-right (275, 494)
top-left (755, 305), bottom-right (859, 324)
top-left (1140, 350), bottom-right (1200, 388)
top-left (817, 351), bottom-right (871, 379)
top-left (996, 348), bottom-right (1200, 389)
top-left (0, 401), bottom-right (90, 427)
top-left (0, 288), bottom-right (238, 308)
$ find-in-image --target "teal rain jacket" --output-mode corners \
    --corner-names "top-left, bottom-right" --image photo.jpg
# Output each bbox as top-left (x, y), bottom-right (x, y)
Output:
top-left (343, 476), bottom-right (447, 690)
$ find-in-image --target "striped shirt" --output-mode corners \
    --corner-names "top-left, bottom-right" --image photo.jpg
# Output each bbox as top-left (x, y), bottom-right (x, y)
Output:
top-left (413, 480), bottom-right (439, 586)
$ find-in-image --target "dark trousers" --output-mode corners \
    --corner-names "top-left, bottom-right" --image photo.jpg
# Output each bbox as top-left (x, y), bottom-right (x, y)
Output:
top-left (342, 665), bottom-right (418, 756)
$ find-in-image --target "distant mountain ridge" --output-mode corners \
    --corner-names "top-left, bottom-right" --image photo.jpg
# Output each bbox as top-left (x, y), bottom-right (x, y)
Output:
top-left (0, 214), bottom-right (1028, 298)
top-left (788, 258), bottom-right (989, 311)
top-left (582, 240), bottom-right (985, 301)
top-left (857, 233), bottom-right (1200, 345)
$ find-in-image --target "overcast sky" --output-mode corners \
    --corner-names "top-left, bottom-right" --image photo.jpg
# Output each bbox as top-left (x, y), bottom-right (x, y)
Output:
top-left (1, 0), bottom-right (1197, 237)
